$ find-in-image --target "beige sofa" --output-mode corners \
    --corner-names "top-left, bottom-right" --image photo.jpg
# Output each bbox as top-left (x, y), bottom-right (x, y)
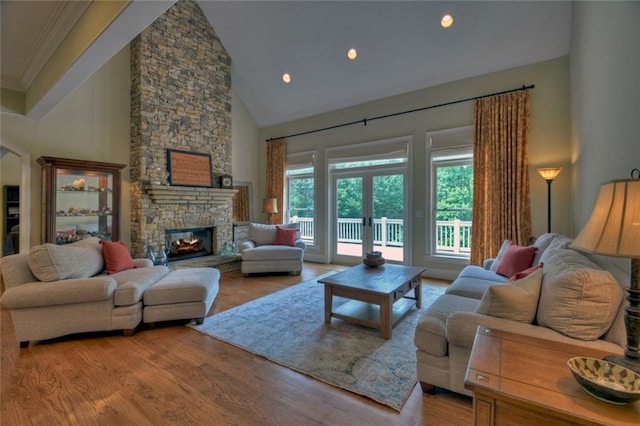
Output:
top-left (0, 237), bottom-right (218, 347)
top-left (239, 223), bottom-right (306, 276)
top-left (414, 233), bottom-right (629, 396)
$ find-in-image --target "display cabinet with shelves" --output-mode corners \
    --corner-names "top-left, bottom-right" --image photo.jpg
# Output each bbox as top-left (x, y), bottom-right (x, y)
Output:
top-left (37, 157), bottom-right (126, 245)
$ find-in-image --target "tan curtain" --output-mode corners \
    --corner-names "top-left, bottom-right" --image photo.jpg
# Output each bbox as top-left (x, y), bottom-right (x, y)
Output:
top-left (266, 138), bottom-right (286, 224)
top-left (232, 185), bottom-right (250, 222)
top-left (470, 91), bottom-right (532, 265)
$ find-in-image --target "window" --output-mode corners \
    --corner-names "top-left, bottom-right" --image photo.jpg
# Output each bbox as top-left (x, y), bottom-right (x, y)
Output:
top-left (285, 164), bottom-right (315, 245)
top-left (432, 149), bottom-right (473, 257)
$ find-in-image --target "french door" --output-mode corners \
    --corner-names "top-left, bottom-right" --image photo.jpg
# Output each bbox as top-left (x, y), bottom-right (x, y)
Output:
top-left (331, 168), bottom-right (406, 264)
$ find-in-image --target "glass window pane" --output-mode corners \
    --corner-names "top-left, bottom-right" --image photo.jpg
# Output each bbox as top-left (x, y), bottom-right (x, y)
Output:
top-left (287, 170), bottom-right (315, 244)
top-left (433, 160), bottom-right (473, 257)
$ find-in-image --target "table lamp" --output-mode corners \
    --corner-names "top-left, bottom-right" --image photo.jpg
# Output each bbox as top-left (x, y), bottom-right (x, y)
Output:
top-left (263, 198), bottom-right (278, 225)
top-left (570, 169), bottom-right (640, 374)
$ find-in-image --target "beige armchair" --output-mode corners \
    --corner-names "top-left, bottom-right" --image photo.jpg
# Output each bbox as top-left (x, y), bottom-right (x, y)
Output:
top-left (239, 223), bottom-right (306, 276)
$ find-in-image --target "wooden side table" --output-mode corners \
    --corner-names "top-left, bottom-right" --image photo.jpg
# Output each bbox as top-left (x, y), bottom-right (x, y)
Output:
top-left (465, 327), bottom-right (640, 426)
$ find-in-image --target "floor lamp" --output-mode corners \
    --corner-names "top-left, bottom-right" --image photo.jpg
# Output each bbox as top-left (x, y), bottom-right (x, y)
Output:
top-left (537, 167), bottom-right (563, 233)
top-left (570, 169), bottom-right (640, 374)
top-left (263, 198), bottom-right (278, 225)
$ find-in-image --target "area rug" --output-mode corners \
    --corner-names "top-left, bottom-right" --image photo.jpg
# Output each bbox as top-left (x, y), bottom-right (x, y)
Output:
top-left (188, 273), bottom-right (445, 411)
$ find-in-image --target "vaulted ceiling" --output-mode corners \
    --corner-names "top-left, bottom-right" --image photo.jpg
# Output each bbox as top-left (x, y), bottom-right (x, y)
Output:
top-left (0, 1), bottom-right (572, 127)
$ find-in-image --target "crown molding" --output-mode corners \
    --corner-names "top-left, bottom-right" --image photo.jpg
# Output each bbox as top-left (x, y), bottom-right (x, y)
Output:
top-left (18, 1), bottom-right (91, 92)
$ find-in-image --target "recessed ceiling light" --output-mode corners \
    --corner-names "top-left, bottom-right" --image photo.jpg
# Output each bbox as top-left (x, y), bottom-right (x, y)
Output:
top-left (282, 73), bottom-right (291, 84)
top-left (441, 14), bottom-right (453, 28)
top-left (347, 48), bottom-right (357, 60)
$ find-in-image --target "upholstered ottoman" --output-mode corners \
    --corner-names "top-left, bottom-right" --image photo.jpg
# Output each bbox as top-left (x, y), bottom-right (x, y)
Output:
top-left (143, 268), bottom-right (220, 325)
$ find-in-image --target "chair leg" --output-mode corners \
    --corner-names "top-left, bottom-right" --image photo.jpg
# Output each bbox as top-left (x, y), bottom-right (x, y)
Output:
top-left (19, 341), bottom-right (29, 348)
top-left (195, 317), bottom-right (205, 325)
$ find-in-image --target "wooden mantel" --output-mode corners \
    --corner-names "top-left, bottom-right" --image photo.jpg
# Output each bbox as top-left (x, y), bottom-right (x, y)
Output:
top-left (145, 184), bottom-right (237, 205)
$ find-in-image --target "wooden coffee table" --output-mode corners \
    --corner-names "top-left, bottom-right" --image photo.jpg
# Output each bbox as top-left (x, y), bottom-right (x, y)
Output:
top-left (317, 263), bottom-right (425, 339)
top-left (465, 327), bottom-right (640, 426)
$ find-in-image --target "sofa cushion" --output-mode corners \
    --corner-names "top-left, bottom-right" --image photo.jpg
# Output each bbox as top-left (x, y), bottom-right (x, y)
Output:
top-left (475, 268), bottom-right (543, 323)
top-left (489, 240), bottom-right (511, 272)
top-left (531, 233), bottom-right (565, 265)
top-left (495, 243), bottom-right (536, 277)
top-left (274, 225), bottom-right (298, 246)
top-left (538, 235), bottom-right (573, 265)
top-left (28, 237), bottom-right (104, 282)
top-left (241, 245), bottom-right (304, 261)
top-left (248, 223), bottom-right (277, 246)
top-left (446, 265), bottom-right (508, 299)
top-left (414, 294), bottom-right (480, 357)
top-left (536, 249), bottom-right (623, 341)
top-left (112, 265), bottom-right (170, 306)
top-left (100, 240), bottom-right (135, 274)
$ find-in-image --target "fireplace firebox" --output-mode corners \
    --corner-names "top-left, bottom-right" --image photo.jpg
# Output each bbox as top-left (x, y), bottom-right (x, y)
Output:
top-left (165, 227), bottom-right (215, 262)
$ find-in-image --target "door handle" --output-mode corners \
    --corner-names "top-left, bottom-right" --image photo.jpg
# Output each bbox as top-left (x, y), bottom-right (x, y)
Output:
top-left (368, 217), bottom-right (372, 227)
top-left (362, 217), bottom-right (366, 227)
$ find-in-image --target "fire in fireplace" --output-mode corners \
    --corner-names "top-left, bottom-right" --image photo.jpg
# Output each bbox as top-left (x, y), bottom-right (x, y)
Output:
top-left (165, 227), bottom-right (215, 261)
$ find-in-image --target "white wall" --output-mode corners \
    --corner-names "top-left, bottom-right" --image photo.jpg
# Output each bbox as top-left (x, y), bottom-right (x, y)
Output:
top-left (260, 57), bottom-right (572, 278)
top-left (0, 45), bottom-right (131, 248)
top-left (231, 91), bottom-right (261, 223)
top-left (570, 2), bottom-right (640, 231)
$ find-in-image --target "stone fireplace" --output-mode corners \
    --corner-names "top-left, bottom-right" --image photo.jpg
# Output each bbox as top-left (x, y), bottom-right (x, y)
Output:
top-left (128, 0), bottom-right (233, 258)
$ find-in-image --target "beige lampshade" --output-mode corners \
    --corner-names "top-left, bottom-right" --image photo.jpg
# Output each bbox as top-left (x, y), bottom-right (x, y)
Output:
top-left (262, 198), bottom-right (278, 214)
top-left (537, 167), bottom-right (563, 181)
top-left (571, 179), bottom-right (640, 258)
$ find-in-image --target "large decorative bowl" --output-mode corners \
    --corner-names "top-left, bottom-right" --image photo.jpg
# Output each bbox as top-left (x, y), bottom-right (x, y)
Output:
top-left (363, 251), bottom-right (385, 267)
top-left (567, 357), bottom-right (640, 405)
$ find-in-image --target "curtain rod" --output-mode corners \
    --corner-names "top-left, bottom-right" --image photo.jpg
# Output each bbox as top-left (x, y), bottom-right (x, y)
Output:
top-left (265, 84), bottom-right (535, 142)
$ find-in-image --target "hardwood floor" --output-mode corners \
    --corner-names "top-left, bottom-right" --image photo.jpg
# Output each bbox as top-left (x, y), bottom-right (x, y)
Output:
top-left (1, 262), bottom-right (472, 425)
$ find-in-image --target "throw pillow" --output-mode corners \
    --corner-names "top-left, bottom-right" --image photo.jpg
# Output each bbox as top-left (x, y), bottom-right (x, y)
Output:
top-left (489, 240), bottom-right (511, 272)
top-left (495, 244), bottom-right (536, 277)
top-left (508, 263), bottom-right (543, 282)
top-left (279, 222), bottom-right (301, 240)
top-left (100, 240), bottom-right (135, 275)
top-left (475, 268), bottom-right (543, 323)
top-left (274, 225), bottom-right (298, 246)
top-left (536, 248), bottom-right (624, 340)
top-left (28, 237), bottom-right (104, 282)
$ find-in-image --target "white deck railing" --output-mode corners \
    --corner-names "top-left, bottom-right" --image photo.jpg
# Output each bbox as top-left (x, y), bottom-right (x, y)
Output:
top-left (291, 217), bottom-right (472, 255)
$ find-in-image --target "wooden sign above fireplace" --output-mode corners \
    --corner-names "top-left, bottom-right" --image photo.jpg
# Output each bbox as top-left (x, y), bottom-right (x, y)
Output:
top-left (167, 149), bottom-right (212, 187)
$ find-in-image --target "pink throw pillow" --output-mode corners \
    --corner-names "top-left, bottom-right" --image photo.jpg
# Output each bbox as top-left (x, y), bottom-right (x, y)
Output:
top-left (273, 226), bottom-right (298, 246)
top-left (495, 243), bottom-right (536, 278)
top-left (508, 263), bottom-right (543, 282)
top-left (100, 240), bottom-right (135, 274)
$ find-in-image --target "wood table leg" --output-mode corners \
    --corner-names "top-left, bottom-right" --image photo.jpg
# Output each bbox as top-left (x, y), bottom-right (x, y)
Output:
top-left (415, 277), bottom-right (422, 309)
top-left (380, 295), bottom-right (391, 339)
top-left (324, 285), bottom-right (332, 324)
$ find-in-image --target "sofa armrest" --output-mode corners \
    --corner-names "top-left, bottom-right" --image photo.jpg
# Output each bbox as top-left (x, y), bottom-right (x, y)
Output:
top-left (294, 239), bottom-right (306, 251)
top-left (239, 240), bottom-right (256, 252)
top-left (0, 276), bottom-right (117, 310)
top-left (483, 258), bottom-right (495, 270)
top-left (133, 258), bottom-right (154, 268)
